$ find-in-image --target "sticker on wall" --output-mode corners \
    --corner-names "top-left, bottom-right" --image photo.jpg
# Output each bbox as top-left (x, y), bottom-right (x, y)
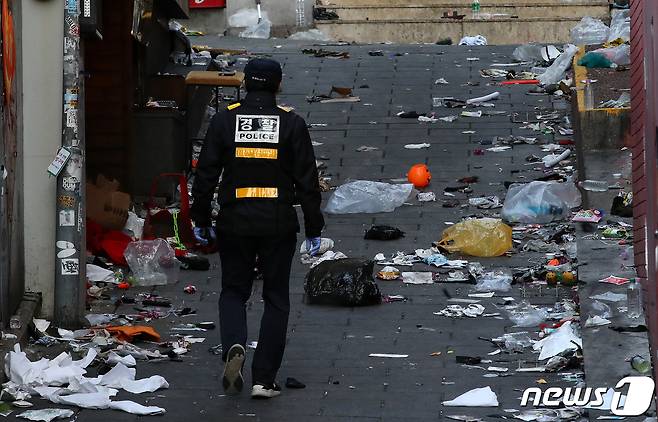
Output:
top-left (66, 108), bottom-right (78, 129)
top-left (65, 154), bottom-right (83, 181)
top-left (59, 210), bottom-right (75, 227)
top-left (47, 147), bottom-right (72, 177)
top-left (62, 176), bottom-right (78, 192)
top-left (56, 240), bottom-right (76, 259)
top-left (58, 195), bottom-right (75, 209)
top-left (65, 16), bottom-right (80, 37)
top-left (66, 0), bottom-right (79, 15)
top-left (64, 37), bottom-right (76, 54)
top-left (77, 203), bottom-right (83, 233)
top-left (61, 258), bottom-right (79, 276)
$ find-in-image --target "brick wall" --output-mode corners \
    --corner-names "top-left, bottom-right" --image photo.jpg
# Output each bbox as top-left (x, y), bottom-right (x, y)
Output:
top-left (630, 0), bottom-right (646, 281)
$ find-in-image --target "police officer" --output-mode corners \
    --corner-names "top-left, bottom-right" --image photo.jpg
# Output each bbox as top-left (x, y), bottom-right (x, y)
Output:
top-left (191, 58), bottom-right (324, 399)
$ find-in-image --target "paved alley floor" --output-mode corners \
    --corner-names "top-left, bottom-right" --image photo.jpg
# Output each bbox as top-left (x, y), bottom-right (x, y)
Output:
top-left (12, 40), bottom-right (641, 422)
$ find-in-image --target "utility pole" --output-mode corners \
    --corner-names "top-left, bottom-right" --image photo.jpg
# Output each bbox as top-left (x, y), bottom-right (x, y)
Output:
top-left (55, 0), bottom-right (85, 328)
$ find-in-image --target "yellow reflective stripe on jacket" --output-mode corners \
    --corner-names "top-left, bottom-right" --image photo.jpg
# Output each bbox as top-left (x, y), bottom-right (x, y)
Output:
top-left (235, 187), bottom-right (279, 199)
top-left (227, 102), bottom-right (241, 110)
top-left (235, 147), bottom-right (278, 160)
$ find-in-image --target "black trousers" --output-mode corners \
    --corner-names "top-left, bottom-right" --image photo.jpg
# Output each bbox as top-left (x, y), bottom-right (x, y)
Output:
top-left (218, 232), bottom-right (297, 385)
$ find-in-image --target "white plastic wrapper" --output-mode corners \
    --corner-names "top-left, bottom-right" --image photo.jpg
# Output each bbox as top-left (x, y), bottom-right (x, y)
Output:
top-left (324, 181), bottom-right (413, 214)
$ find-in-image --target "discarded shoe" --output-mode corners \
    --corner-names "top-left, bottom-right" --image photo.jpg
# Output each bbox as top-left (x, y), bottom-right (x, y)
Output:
top-left (222, 344), bottom-right (245, 394)
top-left (252, 382), bottom-right (282, 399)
top-left (285, 377), bottom-right (306, 389)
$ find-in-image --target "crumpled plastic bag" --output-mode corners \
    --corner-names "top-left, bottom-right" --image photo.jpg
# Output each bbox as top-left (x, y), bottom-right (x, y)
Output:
top-left (124, 239), bottom-right (179, 286)
top-left (228, 8), bottom-right (271, 39)
top-left (324, 181), bottom-right (413, 214)
top-left (571, 16), bottom-right (610, 45)
top-left (502, 181), bottom-right (581, 224)
top-left (608, 9), bottom-right (630, 43)
top-left (438, 218), bottom-right (512, 257)
top-left (459, 35), bottom-right (487, 46)
top-left (538, 44), bottom-right (579, 85)
top-left (304, 259), bottom-right (381, 306)
top-left (592, 44), bottom-right (630, 66)
top-left (513, 44), bottom-right (545, 62)
top-left (507, 302), bottom-right (550, 327)
top-left (474, 270), bottom-right (513, 292)
top-left (289, 29), bottom-right (331, 42)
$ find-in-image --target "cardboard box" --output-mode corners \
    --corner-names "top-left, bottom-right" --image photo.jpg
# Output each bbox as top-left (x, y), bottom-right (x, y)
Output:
top-left (86, 175), bottom-right (131, 230)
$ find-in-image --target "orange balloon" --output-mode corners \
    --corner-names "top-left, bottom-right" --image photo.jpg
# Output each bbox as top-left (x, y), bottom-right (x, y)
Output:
top-left (407, 164), bottom-right (431, 188)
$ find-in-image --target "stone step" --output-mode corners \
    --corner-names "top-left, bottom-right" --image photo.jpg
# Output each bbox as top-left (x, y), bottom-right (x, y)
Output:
top-left (318, 3), bottom-right (609, 20)
top-left (316, 15), bottom-right (603, 44)
top-left (318, 0), bottom-right (608, 6)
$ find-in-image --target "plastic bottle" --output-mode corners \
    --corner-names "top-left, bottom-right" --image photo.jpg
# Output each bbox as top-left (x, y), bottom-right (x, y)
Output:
top-left (631, 355), bottom-right (651, 374)
top-left (471, 0), bottom-right (480, 19)
top-left (579, 180), bottom-right (609, 192)
top-left (584, 80), bottom-right (595, 110)
top-left (626, 279), bottom-right (642, 319)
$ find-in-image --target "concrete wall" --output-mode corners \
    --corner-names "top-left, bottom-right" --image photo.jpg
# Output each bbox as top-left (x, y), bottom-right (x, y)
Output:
top-left (187, 0), bottom-right (313, 35)
top-left (21, 0), bottom-right (64, 318)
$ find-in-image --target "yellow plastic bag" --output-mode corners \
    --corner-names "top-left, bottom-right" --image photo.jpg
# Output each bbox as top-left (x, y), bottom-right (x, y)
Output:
top-left (438, 218), bottom-right (513, 257)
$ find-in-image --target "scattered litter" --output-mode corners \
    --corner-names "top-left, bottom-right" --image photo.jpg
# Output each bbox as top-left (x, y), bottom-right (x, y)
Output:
top-left (404, 143), bottom-right (431, 150)
top-left (87, 264), bottom-right (118, 284)
top-left (435, 78), bottom-right (449, 85)
top-left (469, 196), bottom-right (502, 209)
top-left (585, 315), bottom-right (612, 327)
top-left (324, 181), bottom-right (413, 214)
top-left (590, 292), bottom-right (626, 302)
top-left (599, 275), bottom-right (631, 285)
top-left (300, 238), bottom-right (335, 255)
top-left (377, 266), bottom-right (401, 280)
top-left (442, 386), bottom-right (499, 407)
top-left (467, 92), bottom-right (500, 105)
top-left (459, 35), bottom-right (487, 46)
top-left (434, 304), bottom-right (485, 318)
top-left (417, 192), bottom-right (437, 202)
top-left (502, 181), bottom-right (581, 224)
top-left (288, 29), bottom-right (331, 42)
top-left (571, 16), bottom-right (610, 45)
top-left (305, 259), bottom-right (381, 306)
top-left (369, 353), bottom-right (408, 358)
top-left (507, 302), bottom-right (549, 327)
top-left (356, 146), bottom-right (379, 152)
top-left (439, 218), bottom-right (513, 257)
top-left (538, 44), bottom-right (579, 85)
top-left (533, 321), bottom-right (582, 360)
top-left (439, 115), bottom-right (459, 123)
top-left (17, 409), bottom-right (74, 422)
top-left (402, 272), bottom-right (434, 285)
top-left (6, 345), bottom-right (167, 415)
top-left (572, 209), bottom-right (602, 223)
top-left (461, 111), bottom-right (482, 118)
top-left (475, 270), bottom-right (512, 292)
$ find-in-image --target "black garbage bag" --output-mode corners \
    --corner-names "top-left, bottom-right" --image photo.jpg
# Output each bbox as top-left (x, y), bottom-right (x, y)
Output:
top-left (304, 259), bottom-right (381, 306)
top-left (364, 225), bottom-right (405, 241)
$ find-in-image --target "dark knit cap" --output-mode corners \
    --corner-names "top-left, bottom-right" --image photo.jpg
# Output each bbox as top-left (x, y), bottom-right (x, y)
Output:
top-left (244, 58), bottom-right (282, 93)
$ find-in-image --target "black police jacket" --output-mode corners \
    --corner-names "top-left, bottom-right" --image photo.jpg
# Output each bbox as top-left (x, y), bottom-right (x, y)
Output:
top-left (191, 91), bottom-right (325, 238)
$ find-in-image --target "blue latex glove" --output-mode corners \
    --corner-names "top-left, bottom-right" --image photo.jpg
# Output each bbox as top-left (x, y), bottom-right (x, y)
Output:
top-left (305, 237), bottom-right (322, 256)
top-left (194, 227), bottom-right (216, 246)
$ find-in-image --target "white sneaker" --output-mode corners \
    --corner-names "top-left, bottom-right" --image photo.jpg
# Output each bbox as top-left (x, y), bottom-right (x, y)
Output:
top-left (251, 382), bottom-right (282, 399)
top-left (222, 344), bottom-right (245, 394)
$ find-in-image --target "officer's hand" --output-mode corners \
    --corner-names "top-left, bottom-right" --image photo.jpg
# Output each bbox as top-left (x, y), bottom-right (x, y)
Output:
top-left (305, 237), bottom-right (322, 256)
top-left (194, 227), bottom-right (216, 246)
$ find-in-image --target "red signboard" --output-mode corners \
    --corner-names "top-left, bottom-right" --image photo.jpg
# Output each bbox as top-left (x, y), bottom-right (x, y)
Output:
top-left (189, 0), bottom-right (225, 8)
